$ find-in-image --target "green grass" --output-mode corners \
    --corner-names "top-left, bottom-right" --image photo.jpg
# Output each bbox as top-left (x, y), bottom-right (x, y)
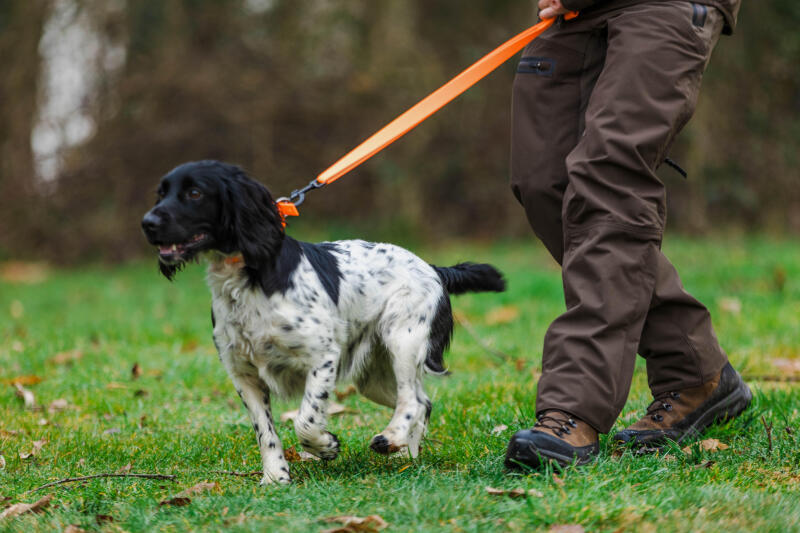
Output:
top-left (1, 236), bottom-right (799, 532)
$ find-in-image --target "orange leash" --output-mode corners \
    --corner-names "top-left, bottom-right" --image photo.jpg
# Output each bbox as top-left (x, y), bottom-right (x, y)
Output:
top-left (276, 12), bottom-right (578, 223)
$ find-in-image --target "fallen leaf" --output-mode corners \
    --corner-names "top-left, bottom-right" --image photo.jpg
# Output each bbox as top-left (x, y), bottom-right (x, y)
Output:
top-left (549, 525), bottom-right (585, 533)
top-left (0, 262), bottom-right (50, 284)
top-left (280, 402), bottom-right (353, 423)
top-left (335, 385), bottom-right (358, 401)
top-left (95, 514), bottom-right (114, 524)
top-left (484, 305), bottom-right (520, 325)
top-left (48, 399), bottom-right (69, 413)
top-left (103, 428), bottom-right (121, 435)
top-left (37, 418), bottom-right (49, 426)
top-left (398, 464), bottom-right (411, 473)
top-left (0, 429), bottom-right (21, 437)
top-left (131, 363), bottom-right (142, 379)
top-left (160, 497), bottom-right (191, 507)
top-left (4, 375), bottom-right (43, 386)
top-left (485, 486), bottom-right (540, 499)
top-left (552, 474), bottom-right (565, 487)
top-left (174, 481), bottom-right (219, 499)
top-left (105, 382), bottom-right (128, 390)
top-left (321, 515), bottom-right (388, 533)
top-left (0, 494), bottom-right (53, 519)
top-left (63, 525), bottom-right (87, 533)
top-left (0, 455), bottom-right (5, 470)
top-left (771, 359), bottom-right (800, 374)
top-left (491, 424), bottom-right (508, 436)
top-left (284, 446), bottom-right (320, 463)
top-left (117, 463), bottom-right (132, 474)
top-left (19, 439), bottom-right (46, 460)
top-left (718, 297), bottom-right (742, 314)
top-left (682, 438), bottom-right (729, 455)
top-left (13, 383), bottom-right (35, 408)
top-left (9, 300), bottom-right (24, 319)
top-left (49, 350), bottom-right (83, 365)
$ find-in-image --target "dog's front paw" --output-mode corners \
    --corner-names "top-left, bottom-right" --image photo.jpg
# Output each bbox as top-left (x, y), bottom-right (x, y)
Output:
top-left (369, 433), bottom-right (406, 455)
top-left (301, 431), bottom-right (340, 461)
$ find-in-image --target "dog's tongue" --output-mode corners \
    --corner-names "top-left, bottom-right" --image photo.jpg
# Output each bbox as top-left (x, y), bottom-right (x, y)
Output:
top-left (159, 244), bottom-right (182, 255)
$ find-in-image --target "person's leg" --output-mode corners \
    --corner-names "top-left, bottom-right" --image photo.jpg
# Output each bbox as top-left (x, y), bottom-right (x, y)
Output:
top-left (533, 2), bottom-right (732, 433)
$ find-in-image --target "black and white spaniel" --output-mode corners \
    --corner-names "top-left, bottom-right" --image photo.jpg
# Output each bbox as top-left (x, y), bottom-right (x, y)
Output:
top-left (141, 160), bottom-right (505, 484)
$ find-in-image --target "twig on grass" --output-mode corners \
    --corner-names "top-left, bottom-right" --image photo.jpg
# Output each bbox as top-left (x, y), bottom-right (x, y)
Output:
top-left (210, 470), bottom-right (262, 477)
top-left (30, 473), bottom-right (177, 492)
top-left (761, 415), bottom-right (773, 455)
top-left (453, 313), bottom-right (514, 364)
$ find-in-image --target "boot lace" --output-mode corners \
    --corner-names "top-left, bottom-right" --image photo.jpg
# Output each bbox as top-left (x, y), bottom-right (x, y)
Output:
top-left (535, 414), bottom-right (578, 437)
top-left (645, 391), bottom-right (681, 423)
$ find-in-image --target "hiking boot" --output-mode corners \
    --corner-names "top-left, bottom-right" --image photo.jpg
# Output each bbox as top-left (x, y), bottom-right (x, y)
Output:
top-left (613, 363), bottom-right (752, 448)
top-left (505, 410), bottom-right (599, 470)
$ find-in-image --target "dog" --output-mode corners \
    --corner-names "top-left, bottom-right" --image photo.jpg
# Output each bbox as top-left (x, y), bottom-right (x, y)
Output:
top-left (141, 160), bottom-right (505, 484)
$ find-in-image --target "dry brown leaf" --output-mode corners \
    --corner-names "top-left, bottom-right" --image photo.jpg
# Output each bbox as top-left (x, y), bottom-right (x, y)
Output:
top-left (321, 515), bottom-right (388, 533)
top-left (682, 438), bottom-right (729, 455)
top-left (491, 424), bottom-right (508, 436)
top-left (718, 297), bottom-right (742, 314)
top-left (95, 514), bottom-right (114, 524)
top-left (484, 305), bottom-right (520, 325)
top-left (4, 375), bottom-right (43, 386)
top-left (105, 382), bottom-right (128, 390)
top-left (771, 358), bottom-right (800, 374)
top-left (48, 399), bottom-right (69, 413)
top-left (160, 497), bottom-right (191, 507)
top-left (131, 363), bottom-right (142, 379)
top-left (284, 446), bottom-right (320, 463)
top-left (0, 455), bottom-right (5, 470)
top-left (335, 385), bottom-right (358, 401)
top-left (552, 474), bottom-right (565, 487)
top-left (19, 439), bottom-right (46, 460)
top-left (63, 525), bottom-right (87, 533)
top-left (49, 350), bottom-right (83, 365)
top-left (549, 525), bottom-right (585, 533)
top-left (14, 383), bottom-right (35, 408)
top-left (173, 482), bottom-right (219, 499)
top-left (117, 463), bottom-right (132, 474)
top-left (485, 486), bottom-right (542, 499)
top-left (0, 429), bottom-right (21, 437)
top-left (0, 494), bottom-right (53, 519)
top-left (280, 402), bottom-right (353, 423)
top-left (0, 262), bottom-right (50, 284)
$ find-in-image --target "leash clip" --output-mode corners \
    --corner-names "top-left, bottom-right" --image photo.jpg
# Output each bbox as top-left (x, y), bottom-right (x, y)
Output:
top-left (276, 178), bottom-right (326, 226)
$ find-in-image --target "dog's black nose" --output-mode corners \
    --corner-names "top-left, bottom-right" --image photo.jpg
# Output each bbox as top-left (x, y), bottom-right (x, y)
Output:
top-left (141, 211), bottom-right (162, 236)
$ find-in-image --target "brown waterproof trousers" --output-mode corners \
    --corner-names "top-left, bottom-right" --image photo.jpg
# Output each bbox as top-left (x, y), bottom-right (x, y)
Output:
top-left (510, 1), bottom-right (731, 433)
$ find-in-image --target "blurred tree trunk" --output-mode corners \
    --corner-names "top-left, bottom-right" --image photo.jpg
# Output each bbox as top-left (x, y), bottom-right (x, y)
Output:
top-left (0, 1), bottom-right (48, 257)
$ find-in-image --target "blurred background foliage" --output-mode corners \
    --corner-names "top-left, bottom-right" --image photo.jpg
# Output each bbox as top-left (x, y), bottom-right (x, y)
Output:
top-left (0, 0), bottom-right (798, 263)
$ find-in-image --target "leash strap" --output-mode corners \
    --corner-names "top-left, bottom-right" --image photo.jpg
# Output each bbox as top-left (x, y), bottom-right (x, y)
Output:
top-left (277, 12), bottom-right (578, 223)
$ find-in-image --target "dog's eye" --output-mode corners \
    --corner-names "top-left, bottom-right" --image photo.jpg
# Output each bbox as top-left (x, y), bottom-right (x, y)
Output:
top-left (187, 188), bottom-right (203, 200)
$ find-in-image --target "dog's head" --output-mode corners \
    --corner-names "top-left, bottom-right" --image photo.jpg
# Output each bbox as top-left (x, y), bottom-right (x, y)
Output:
top-left (141, 160), bottom-right (284, 280)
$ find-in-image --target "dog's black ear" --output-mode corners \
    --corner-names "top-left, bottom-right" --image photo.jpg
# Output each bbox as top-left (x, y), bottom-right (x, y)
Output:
top-left (159, 261), bottom-right (180, 281)
top-left (220, 168), bottom-right (284, 278)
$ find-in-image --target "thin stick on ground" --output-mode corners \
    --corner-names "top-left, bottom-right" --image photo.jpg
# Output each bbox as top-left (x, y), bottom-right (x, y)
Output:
top-left (30, 473), bottom-right (177, 492)
top-left (453, 313), bottom-right (514, 364)
top-left (210, 470), bottom-right (263, 477)
top-left (761, 415), bottom-right (774, 455)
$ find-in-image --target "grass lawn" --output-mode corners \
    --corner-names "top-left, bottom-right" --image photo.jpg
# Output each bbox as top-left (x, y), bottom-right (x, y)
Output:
top-left (1, 236), bottom-right (799, 532)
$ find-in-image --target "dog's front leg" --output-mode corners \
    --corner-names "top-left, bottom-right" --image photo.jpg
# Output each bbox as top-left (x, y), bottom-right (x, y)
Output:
top-left (294, 351), bottom-right (341, 460)
top-left (229, 372), bottom-right (291, 485)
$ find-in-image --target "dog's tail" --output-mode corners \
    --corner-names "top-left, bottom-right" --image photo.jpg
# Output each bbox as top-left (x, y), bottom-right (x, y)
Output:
top-left (432, 262), bottom-right (506, 295)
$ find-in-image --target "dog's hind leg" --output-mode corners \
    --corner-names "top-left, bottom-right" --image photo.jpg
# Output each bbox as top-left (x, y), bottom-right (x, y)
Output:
top-left (227, 371), bottom-right (290, 485)
top-left (294, 348), bottom-right (342, 460)
top-left (369, 329), bottom-right (428, 458)
top-left (406, 384), bottom-right (432, 458)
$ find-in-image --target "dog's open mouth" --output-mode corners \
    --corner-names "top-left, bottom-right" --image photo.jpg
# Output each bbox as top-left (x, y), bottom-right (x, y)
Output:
top-left (157, 233), bottom-right (208, 263)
